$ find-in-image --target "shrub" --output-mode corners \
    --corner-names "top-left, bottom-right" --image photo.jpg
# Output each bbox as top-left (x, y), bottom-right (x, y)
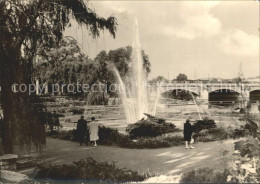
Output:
top-left (207, 127), bottom-right (230, 140)
top-left (193, 126), bottom-right (248, 143)
top-left (231, 128), bottom-right (248, 139)
top-left (193, 128), bottom-right (229, 142)
top-left (98, 126), bottom-right (174, 149)
top-left (126, 114), bottom-right (177, 139)
top-left (46, 130), bottom-right (78, 141)
top-left (98, 126), bottom-right (123, 145)
top-left (134, 135), bottom-right (183, 149)
top-left (116, 135), bottom-right (183, 149)
top-left (192, 117), bottom-right (216, 133)
top-left (162, 135), bottom-right (184, 146)
top-left (135, 137), bottom-right (171, 148)
top-left (97, 126), bottom-right (139, 148)
top-left (35, 157), bottom-right (146, 182)
top-left (180, 167), bottom-right (230, 183)
top-left (46, 130), bottom-right (59, 139)
top-left (57, 129), bottom-right (78, 141)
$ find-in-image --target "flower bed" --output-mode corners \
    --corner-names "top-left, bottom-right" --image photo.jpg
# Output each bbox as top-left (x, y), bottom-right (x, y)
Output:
top-left (35, 157), bottom-right (147, 182)
top-left (193, 126), bottom-right (246, 143)
top-left (47, 126), bottom-right (183, 149)
top-left (180, 167), bottom-right (230, 183)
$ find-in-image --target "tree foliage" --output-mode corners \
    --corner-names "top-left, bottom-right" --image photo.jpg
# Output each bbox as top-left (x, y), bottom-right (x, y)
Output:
top-left (176, 73), bottom-right (188, 81)
top-left (0, 0), bottom-right (117, 153)
top-left (34, 44), bottom-right (151, 103)
top-left (149, 76), bottom-right (169, 84)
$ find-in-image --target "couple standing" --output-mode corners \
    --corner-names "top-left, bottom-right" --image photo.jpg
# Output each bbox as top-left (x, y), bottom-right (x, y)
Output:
top-left (77, 116), bottom-right (100, 147)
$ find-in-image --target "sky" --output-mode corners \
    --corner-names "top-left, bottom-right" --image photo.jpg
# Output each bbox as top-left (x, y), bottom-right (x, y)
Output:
top-left (65, 1), bottom-right (259, 80)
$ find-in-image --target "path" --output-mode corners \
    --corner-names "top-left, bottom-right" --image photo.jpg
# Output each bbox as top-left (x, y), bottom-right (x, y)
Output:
top-left (20, 138), bottom-right (235, 176)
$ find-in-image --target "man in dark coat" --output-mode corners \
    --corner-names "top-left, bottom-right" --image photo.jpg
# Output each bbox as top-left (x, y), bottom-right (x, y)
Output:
top-left (77, 115), bottom-right (87, 146)
top-left (184, 119), bottom-right (194, 149)
top-left (53, 111), bottom-right (61, 130)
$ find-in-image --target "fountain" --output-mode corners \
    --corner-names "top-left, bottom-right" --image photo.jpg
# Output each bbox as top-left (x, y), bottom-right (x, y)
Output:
top-left (114, 19), bottom-right (150, 123)
top-left (152, 85), bottom-right (162, 116)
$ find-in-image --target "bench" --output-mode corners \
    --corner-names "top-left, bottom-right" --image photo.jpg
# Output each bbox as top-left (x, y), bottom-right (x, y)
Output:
top-left (0, 154), bottom-right (18, 170)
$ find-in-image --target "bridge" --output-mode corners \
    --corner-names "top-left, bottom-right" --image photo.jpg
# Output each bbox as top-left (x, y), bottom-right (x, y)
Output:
top-left (149, 82), bottom-right (260, 103)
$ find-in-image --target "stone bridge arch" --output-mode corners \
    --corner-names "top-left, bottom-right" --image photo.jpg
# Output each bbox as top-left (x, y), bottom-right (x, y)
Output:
top-left (249, 89), bottom-right (260, 102)
top-left (208, 88), bottom-right (240, 106)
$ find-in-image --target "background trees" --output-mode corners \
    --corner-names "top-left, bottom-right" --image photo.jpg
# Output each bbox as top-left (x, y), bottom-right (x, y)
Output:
top-left (176, 73), bottom-right (188, 81)
top-left (34, 43), bottom-right (151, 105)
top-left (0, 0), bottom-right (117, 153)
top-left (149, 76), bottom-right (169, 84)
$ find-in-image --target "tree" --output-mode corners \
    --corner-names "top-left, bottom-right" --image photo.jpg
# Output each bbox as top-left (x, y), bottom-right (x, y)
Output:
top-left (34, 37), bottom-right (95, 95)
top-left (33, 45), bottom-right (151, 105)
top-left (176, 73), bottom-right (188, 81)
top-left (85, 46), bottom-right (151, 104)
top-left (0, 0), bottom-right (117, 153)
top-left (36, 37), bottom-right (83, 69)
top-left (149, 76), bottom-right (169, 84)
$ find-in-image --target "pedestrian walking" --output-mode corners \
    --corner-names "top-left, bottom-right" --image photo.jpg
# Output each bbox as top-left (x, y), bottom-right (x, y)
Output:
top-left (88, 117), bottom-right (100, 147)
top-left (184, 119), bottom-right (194, 149)
top-left (76, 115), bottom-right (87, 146)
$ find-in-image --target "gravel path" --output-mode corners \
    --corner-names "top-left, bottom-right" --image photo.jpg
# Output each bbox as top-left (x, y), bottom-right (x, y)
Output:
top-left (33, 138), bottom-right (235, 175)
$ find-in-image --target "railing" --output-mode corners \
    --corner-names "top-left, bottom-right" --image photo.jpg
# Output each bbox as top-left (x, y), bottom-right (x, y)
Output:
top-left (209, 101), bottom-right (237, 104)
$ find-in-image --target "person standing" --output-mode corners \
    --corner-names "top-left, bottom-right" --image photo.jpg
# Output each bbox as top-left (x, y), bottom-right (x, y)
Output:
top-left (77, 115), bottom-right (87, 146)
top-left (184, 119), bottom-right (194, 149)
top-left (53, 111), bottom-right (61, 131)
top-left (88, 117), bottom-right (100, 147)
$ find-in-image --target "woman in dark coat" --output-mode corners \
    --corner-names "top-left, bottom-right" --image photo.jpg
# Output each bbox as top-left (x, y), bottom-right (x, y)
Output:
top-left (184, 119), bottom-right (194, 149)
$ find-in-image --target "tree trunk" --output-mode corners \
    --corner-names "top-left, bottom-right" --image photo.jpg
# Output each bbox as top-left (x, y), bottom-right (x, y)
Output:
top-left (1, 43), bottom-right (46, 154)
top-left (0, 46), bottom-right (18, 153)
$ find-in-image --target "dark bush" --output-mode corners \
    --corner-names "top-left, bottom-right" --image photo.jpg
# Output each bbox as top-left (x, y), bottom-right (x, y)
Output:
top-left (98, 126), bottom-right (174, 149)
top-left (207, 127), bottom-right (229, 140)
top-left (126, 114), bottom-right (177, 139)
top-left (192, 117), bottom-right (217, 133)
top-left (98, 126), bottom-right (123, 145)
top-left (143, 113), bottom-right (167, 124)
top-left (133, 135), bottom-right (183, 149)
top-left (162, 135), bottom-right (184, 146)
top-left (193, 125), bottom-right (249, 143)
top-left (46, 130), bottom-right (59, 139)
top-left (231, 128), bottom-right (248, 139)
top-left (35, 157), bottom-right (146, 182)
top-left (97, 126), bottom-right (137, 148)
top-left (57, 129), bottom-right (78, 141)
top-left (193, 128), bottom-right (228, 142)
top-left (135, 137), bottom-right (171, 148)
top-left (46, 130), bottom-right (78, 141)
top-left (180, 167), bottom-right (230, 183)
top-left (193, 127), bottom-right (239, 142)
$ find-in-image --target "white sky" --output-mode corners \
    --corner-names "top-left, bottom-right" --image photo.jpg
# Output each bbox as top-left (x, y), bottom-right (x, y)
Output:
top-left (65, 1), bottom-right (259, 80)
